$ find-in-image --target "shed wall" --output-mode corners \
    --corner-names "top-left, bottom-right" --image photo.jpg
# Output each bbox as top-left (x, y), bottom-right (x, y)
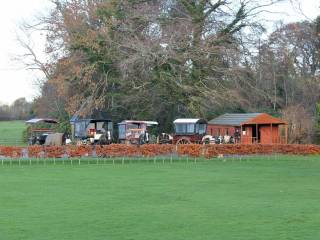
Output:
top-left (207, 125), bottom-right (237, 136)
top-left (241, 125), bottom-right (253, 144)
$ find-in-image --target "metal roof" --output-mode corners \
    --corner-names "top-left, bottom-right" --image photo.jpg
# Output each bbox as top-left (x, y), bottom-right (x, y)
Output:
top-left (174, 118), bottom-right (207, 124)
top-left (26, 118), bottom-right (59, 124)
top-left (70, 109), bottom-right (111, 123)
top-left (208, 113), bottom-right (262, 126)
top-left (118, 120), bottom-right (158, 126)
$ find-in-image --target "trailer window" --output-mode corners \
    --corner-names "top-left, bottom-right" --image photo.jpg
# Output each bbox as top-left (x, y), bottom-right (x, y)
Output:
top-left (186, 124), bottom-right (195, 133)
top-left (127, 123), bottom-right (140, 130)
top-left (175, 123), bottom-right (195, 134)
top-left (118, 125), bottom-right (126, 139)
top-left (175, 124), bottom-right (185, 133)
top-left (75, 121), bottom-right (87, 138)
top-left (108, 122), bottom-right (113, 131)
top-left (197, 124), bottom-right (206, 134)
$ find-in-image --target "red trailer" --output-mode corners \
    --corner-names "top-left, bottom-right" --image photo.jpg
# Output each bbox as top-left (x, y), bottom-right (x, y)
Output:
top-left (173, 118), bottom-right (207, 144)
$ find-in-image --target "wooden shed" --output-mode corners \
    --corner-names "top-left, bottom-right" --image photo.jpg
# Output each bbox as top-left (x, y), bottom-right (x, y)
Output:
top-left (208, 113), bottom-right (288, 144)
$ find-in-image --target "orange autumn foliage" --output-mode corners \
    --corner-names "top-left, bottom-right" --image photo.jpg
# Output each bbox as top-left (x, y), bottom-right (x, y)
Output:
top-left (0, 144), bottom-right (320, 159)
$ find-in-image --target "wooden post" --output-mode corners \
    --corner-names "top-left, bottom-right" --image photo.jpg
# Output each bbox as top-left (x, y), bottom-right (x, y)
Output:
top-left (256, 124), bottom-right (258, 144)
top-left (241, 125), bottom-right (243, 144)
top-left (270, 123), bottom-right (273, 144)
top-left (285, 124), bottom-right (288, 144)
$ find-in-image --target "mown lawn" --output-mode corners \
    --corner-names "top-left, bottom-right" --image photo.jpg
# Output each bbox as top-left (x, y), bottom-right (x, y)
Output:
top-left (0, 156), bottom-right (320, 240)
top-left (0, 121), bottom-right (26, 146)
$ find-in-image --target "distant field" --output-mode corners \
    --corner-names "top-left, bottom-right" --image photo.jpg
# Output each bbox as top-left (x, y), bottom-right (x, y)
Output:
top-left (0, 121), bottom-right (26, 146)
top-left (1, 156), bottom-right (320, 240)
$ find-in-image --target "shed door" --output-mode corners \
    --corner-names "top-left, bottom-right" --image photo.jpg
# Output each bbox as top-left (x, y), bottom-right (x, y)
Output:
top-left (260, 125), bottom-right (279, 144)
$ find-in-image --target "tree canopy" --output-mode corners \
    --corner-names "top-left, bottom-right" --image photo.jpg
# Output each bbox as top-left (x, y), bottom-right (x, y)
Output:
top-left (20, 0), bottom-right (320, 142)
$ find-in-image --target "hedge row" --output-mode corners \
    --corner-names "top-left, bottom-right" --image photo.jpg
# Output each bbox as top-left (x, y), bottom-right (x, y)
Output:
top-left (0, 144), bottom-right (320, 159)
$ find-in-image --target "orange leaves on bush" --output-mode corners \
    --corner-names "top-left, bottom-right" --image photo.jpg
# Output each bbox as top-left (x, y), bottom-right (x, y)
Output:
top-left (203, 144), bottom-right (320, 158)
top-left (177, 144), bottom-right (202, 157)
top-left (0, 146), bottom-right (23, 158)
top-left (66, 145), bottom-right (92, 158)
top-left (96, 144), bottom-right (133, 157)
top-left (44, 146), bottom-right (65, 158)
top-left (28, 146), bottom-right (44, 158)
top-left (1, 144), bottom-right (320, 159)
top-left (96, 144), bottom-right (175, 157)
top-left (139, 144), bottom-right (175, 157)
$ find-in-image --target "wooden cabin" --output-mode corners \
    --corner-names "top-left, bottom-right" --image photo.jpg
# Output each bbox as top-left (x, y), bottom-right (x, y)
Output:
top-left (207, 113), bottom-right (288, 144)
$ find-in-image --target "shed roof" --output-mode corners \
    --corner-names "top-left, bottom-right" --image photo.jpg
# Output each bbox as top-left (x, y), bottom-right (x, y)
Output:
top-left (208, 113), bottom-right (286, 126)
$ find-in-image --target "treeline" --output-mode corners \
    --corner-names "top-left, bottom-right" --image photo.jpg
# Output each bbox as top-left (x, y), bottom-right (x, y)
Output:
top-left (20, 0), bottom-right (320, 143)
top-left (0, 98), bottom-right (33, 121)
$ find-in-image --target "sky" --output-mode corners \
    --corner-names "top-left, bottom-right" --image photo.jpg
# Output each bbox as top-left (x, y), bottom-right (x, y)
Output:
top-left (0, 0), bottom-right (53, 105)
top-left (0, 0), bottom-right (319, 105)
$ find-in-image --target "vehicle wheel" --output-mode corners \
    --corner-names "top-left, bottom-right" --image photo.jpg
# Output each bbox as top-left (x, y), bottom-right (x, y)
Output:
top-left (129, 138), bottom-right (139, 145)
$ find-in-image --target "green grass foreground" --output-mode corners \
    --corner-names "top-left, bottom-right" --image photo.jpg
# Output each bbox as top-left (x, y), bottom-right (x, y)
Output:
top-left (0, 121), bottom-right (26, 146)
top-left (1, 156), bottom-right (320, 240)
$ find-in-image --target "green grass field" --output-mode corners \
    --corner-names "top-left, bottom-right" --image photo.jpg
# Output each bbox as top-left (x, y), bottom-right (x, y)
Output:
top-left (1, 156), bottom-right (320, 240)
top-left (0, 121), bottom-right (26, 146)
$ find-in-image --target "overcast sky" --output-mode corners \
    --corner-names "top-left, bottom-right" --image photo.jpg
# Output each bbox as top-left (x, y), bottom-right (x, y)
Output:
top-left (0, 0), bottom-right (319, 104)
